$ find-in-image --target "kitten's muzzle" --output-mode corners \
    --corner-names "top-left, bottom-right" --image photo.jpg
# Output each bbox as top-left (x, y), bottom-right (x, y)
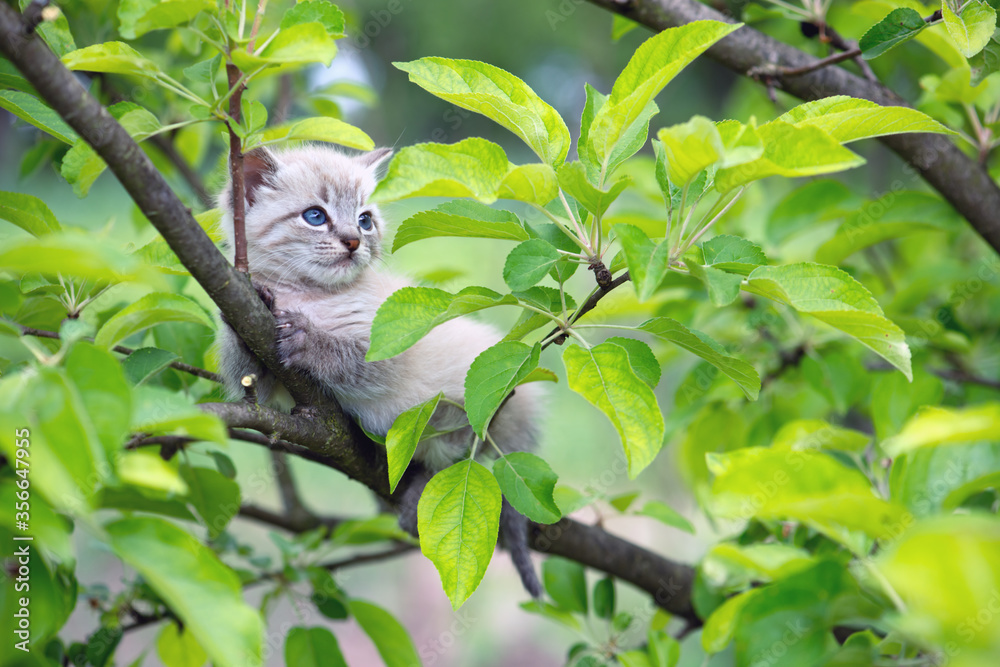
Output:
top-left (341, 237), bottom-right (360, 253)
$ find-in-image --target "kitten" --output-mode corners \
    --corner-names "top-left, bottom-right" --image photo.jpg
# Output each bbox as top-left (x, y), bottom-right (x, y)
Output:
top-left (216, 145), bottom-right (544, 597)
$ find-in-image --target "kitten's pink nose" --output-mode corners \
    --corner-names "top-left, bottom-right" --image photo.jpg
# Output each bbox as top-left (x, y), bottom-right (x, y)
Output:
top-left (342, 238), bottom-right (360, 253)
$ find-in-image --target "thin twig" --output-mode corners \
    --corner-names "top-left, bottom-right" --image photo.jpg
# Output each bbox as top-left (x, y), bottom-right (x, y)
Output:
top-left (541, 271), bottom-right (632, 349)
top-left (18, 325), bottom-right (222, 382)
top-left (226, 62), bottom-right (248, 273)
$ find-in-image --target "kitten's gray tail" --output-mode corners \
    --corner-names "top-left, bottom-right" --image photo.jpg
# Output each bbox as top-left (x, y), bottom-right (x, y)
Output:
top-left (500, 500), bottom-right (543, 599)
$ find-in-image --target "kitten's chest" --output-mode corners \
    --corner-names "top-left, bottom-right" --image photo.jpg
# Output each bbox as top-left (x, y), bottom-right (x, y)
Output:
top-left (265, 272), bottom-right (397, 337)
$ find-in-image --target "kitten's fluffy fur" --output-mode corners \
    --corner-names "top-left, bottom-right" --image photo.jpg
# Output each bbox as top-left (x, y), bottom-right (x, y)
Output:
top-left (216, 146), bottom-right (543, 595)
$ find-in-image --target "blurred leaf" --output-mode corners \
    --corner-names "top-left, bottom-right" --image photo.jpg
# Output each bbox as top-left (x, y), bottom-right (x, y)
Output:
top-left (519, 599), bottom-right (582, 630)
top-left (106, 517), bottom-right (262, 665)
top-left (709, 447), bottom-right (908, 553)
top-left (279, 117), bottom-right (373, 150)
top-left (65, 342), bottom-right (131, 457)
top-left (417, 461), bottom-right (501, 608)
top-left (368, 286), bottom-right (517, 361)
top-left (768, 179), bottom-right (860, 245)
top-left (392, 201), bottom-right (528, 252)
top-left (284, 627), bottom-right (346, 667)
top-left (890, 442), bottom-right (1000, 516)
top-left (543, 557), bottom-right (588, 614)
top-left (563, 342), bottom-right (665, 478)
top-left (372, 138), bottom-right (509, 203)
top-left (745, 263), bottom-right (911, 380)
top-left (156, 622), bottom-right (207, 667)
top-left (771, 419), bottom-right (870, 453)
top-left (702, 588), bottom-right (759, 654)
top-left (876, 515), bottom-right (1000, 657)
top-left (306, 568), bottom-right (349, 620)
top-left (615, 224), bottom-right (671, 301)
top-left (385, 393), bottom-right (442, 493)
top-left (395, 58), bottom-right (571, 164)
top-left (639, 318), bottom-right (760, 400)
top-left (0, 230), bottom-right (162, 286)
top-left (557, 161), bottom-right (630, 217)
top-left (0, 91), bottom-right (78, 144)
top-left (131, 385), bottom-right (227, 445)
top-left (94, 292), bottom-right (213, 349)
top-left (884, 403), bottom-right (1000, 455)
top-left (647, 629), bottom-right (680, 667)
top-left (493, 452), bottom-right (561, 524)
top-left (638, 500), bottom-right (695, 534)
top-left (466, 341), bottom-right (539, 438)
top-left (859, 8), bottom-right (927, 59)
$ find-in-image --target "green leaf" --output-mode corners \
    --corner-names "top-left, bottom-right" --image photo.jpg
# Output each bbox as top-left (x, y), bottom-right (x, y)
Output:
top-left (231, 22), bottom-right (338, 69)
top-left (180, 466), bottom-right (241, 538)
top-left (702, 542), bottom-right (815, 590)
top-left (349, 600), bottom-right (421, 667)
top-left (563, 342), bottom-right (665, 478)
top-left (65, 342), bottom-right (131, 457)
top-left (702, 235), bottom-right (767, 275)
top-left (814, 191), bottom-right (957, 264)
top-left (715, 121), bottom-right (865, 192)
top-left (778, 96), bottom-right (955, 142)
top-left (0, 91), bottom-right (78, 144)
top-left (943, 0), bottom-right (997, 57)
top-left (638, 500), bottom-right (695, 534)
top-left (0, 191), bottom-right (61, 236)
top-left (876, 515), bottom-right (1000, 655)
top-left (131, 386), bottom-right (228, 445)
top-left (62, 41), bottom-right (166, 80)
top-left (542, 557), bottom-right (588, 614)
top-left (556, 162), bottom-right (630, 217)
top-left (284, 627), bottom-right (347, 667)
top-left (394, 57), bottom-right (571, 165)
top-left (465, 342), bottom-right (540, 438)
top-left (282, 117), bottom-right (374, 150)
top-left (118, 0), bottom-right (215, 39)
top-left (589, 21), bottom-right (742, 168)
top-left (94, 292), bottom-right (213, 349)
top-left (503, 239), bottom-right (562, 291)
top-left (492, 452), bottom-right (561, 524)
top-left (647, 629), bottom-right (680, 667)
top-left (0, 368), bottom-right (108, 512)
top-left (859, 8), bottom-right (927, 59)
top-left (883, 403), bottom-right (1000, 456)
top-left (121, 347), bottom-right (181, 386)
top-left (392, 201), bottom-right (528, 252)
top-left (768, 179), bottom-right (861, 245)
top-left (656, 116), bottom-right (725, 185)
top-left (367, 286), bottom-right (518, 361)
top-left (106, 517), bottom-right (262, 665)
top-left (156, 622), bottom-right (207, 667)
top-left (280, 0), bottom-right (346, 36)
top-left (498, 163), bottom-right (559, 205)
top-left (772, 419), bottom-right (870, 453)
top-left (606, 337), bottom-right (661, 388)
top-left (593, 577), bottom-right (616, 620)
top-left (614, 224), bottom-right (671, 301)
top-left (890, 442), bottom-right (1000, 516)
top-left (306, 567), bottom-right (349, 619)
top-left (685, 261), bottom-right (743, 307)
top-left (118, 451), bottom-right (188, 495)
top-left (386, 393), bottom-right (442, 493)
top-left (701, 589), bottom-right (759, 654)
top-left (417, 460), bottom-right (502, 609)
top-left (744, 263), bottom-right (911, 380)
top-left (371, 138), bottom-right (509, 203)
top-left (969, 34), bottom-right (1000, 85)
top-left (609, 491), bottom-right (640, 512)
top-left (708, 447), bottom-right (908, 553)
top-left (639, 318), bottom-right (760, 400)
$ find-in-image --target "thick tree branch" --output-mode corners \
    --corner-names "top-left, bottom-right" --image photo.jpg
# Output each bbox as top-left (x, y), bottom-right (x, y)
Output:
top-left (0, 1), bottom-right (333, 409)
top-left (586, 0), bottom-right (1000, 255)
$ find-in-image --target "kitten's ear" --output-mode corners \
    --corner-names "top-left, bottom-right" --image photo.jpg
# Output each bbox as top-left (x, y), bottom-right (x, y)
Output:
top-left (244, 148), bottom-right (279, 207)
top-left (356, 147), bottom-right (392, 172)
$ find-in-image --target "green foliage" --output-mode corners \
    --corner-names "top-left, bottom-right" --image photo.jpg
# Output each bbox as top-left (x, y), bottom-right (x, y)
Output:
top-left (2, 0), bottom-right (998, 664)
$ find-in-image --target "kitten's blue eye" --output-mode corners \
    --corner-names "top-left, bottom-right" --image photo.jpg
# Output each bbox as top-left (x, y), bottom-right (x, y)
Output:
top-left (302, 207), bottom-right (327, 226)
top-left (358, 212), bottom-right (374, 231)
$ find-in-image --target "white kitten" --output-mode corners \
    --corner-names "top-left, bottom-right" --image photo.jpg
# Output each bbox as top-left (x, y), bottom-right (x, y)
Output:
top-left (216, 146), bottom-right (543, 596)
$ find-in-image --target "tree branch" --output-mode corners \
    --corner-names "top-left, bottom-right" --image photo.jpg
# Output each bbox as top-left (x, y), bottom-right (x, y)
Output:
top-left (585, 0), bottom-right (1000, 255)
top-left (0, 0), bottom-right (335, 410)
top-left (542, 271), bottom-right (631, 348)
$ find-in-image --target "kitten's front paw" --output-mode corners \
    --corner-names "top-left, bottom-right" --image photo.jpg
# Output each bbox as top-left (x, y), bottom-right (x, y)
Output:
top-left (273, 309), bottom-right (311, 368)
top-left (253, 281), bottom-right (275, 312)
